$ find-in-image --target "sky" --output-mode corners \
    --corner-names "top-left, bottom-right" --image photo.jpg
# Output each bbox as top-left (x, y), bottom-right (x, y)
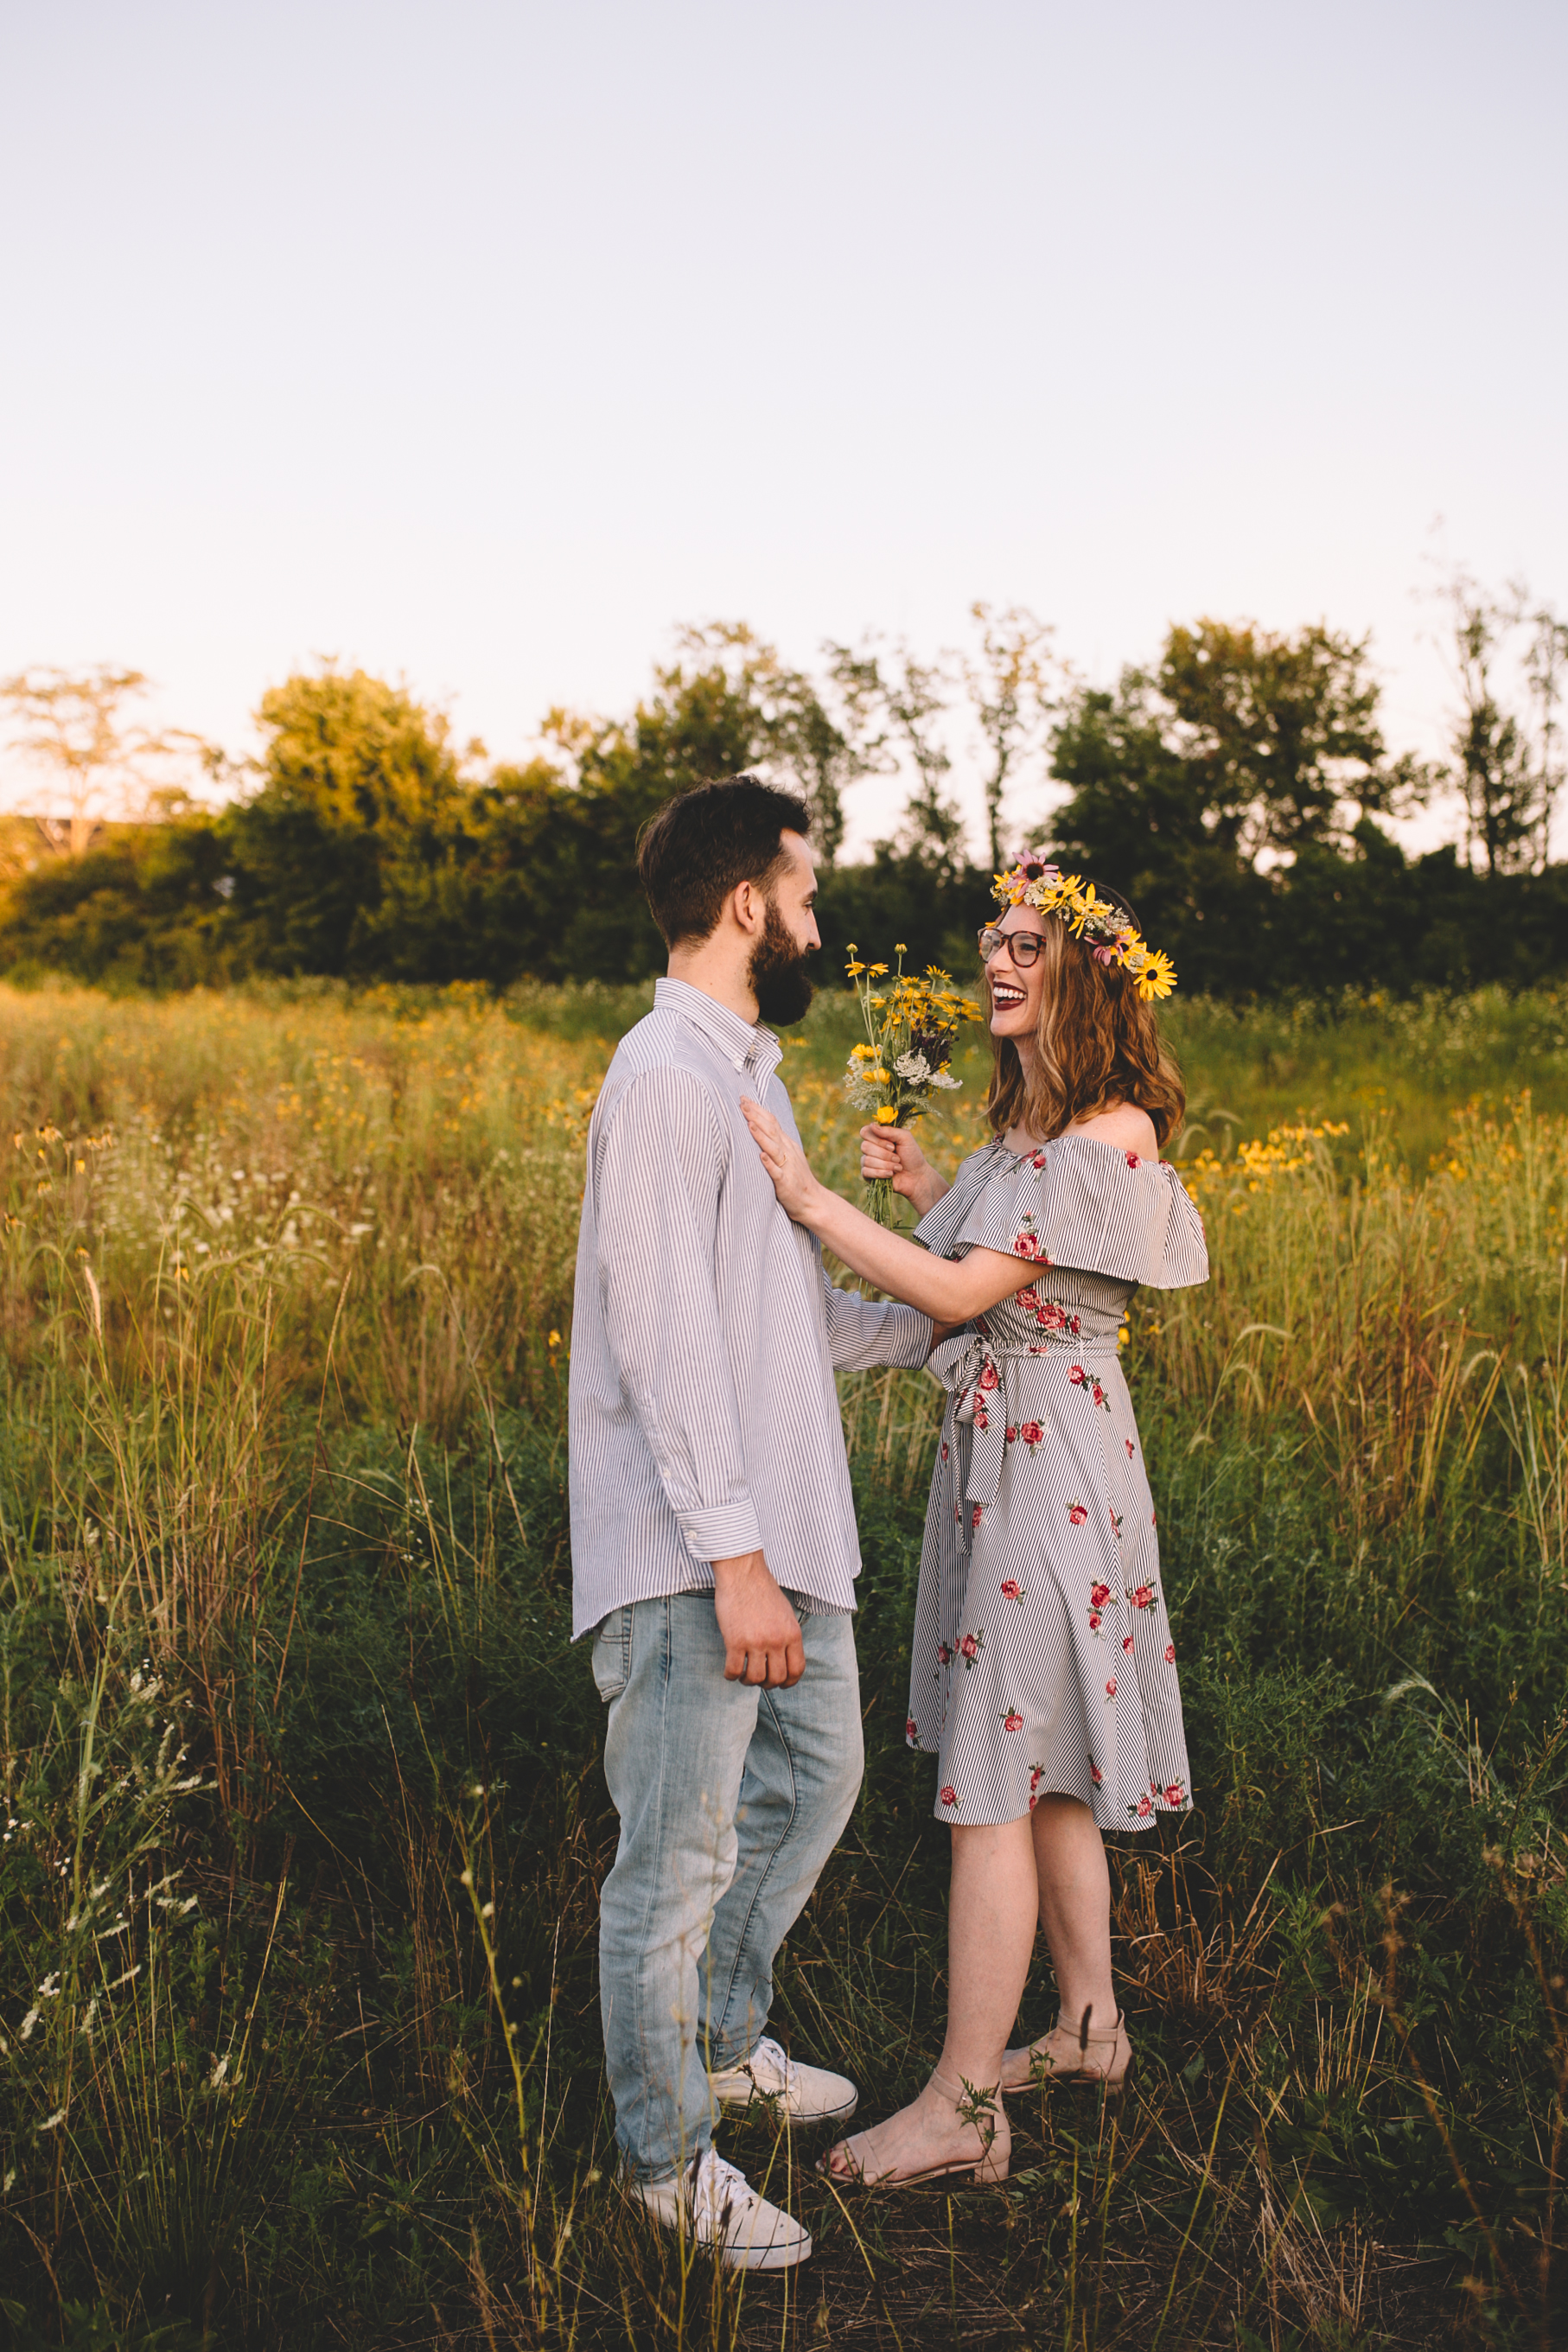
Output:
top-left (2, 0), bottom-right (1565, 857)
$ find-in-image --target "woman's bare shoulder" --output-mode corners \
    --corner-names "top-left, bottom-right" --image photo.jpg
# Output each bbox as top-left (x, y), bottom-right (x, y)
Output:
top-left (1066, 1103), bottom-right (1161, 1157)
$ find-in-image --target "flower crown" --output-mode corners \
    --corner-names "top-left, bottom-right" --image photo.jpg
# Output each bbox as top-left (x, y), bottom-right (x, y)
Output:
top-left (992, 853), bottom-right (1176, 1001)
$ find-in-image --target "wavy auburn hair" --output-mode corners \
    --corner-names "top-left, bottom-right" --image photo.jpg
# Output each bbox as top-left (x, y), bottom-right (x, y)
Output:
top-left (984, 887), bottom-right (1186, 1149)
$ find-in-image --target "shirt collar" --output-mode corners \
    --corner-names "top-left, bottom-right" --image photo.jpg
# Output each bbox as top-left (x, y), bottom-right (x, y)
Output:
top-left (654, 975), bottom-right (783, 1084)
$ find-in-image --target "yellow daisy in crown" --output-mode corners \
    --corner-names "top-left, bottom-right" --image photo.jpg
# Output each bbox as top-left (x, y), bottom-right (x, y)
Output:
top-left (992, 853), bottom-right (1177, 1001)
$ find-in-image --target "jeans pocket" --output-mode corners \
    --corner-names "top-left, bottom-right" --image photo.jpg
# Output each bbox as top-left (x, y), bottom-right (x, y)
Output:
top-left (591, 1607), bottom-right (631, 1704)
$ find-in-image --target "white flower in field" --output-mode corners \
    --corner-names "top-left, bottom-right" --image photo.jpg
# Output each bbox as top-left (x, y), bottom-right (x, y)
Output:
top-left (481, 1901), bottom-right (494, 1919)
top-left (208, 2056), bottom-right (229, 2089)
top-left (20, 2010), bottom-right (39, 2041)
top-left (105, 1965), bottom-right (142, 1992)
top-left (3, 2167), bottom-right (14, 2189)
top-left (39, 2109), bottom-right (67, 2133)
top-left (36, 1974), bottom-right (60, 1999)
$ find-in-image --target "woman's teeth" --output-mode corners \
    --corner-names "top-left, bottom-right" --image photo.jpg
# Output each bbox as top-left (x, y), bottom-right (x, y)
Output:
top-left (992, 984), bottom-right (1026, 1006)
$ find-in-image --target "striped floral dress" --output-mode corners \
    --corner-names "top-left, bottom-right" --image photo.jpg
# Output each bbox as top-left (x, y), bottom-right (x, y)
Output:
top-left (907, 1135), bottom-right (1209, 1833)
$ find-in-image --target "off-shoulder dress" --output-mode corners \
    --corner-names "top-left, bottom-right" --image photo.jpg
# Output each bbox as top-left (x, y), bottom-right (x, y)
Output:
top-left (907, 1134), bottom-right (1209, 1832)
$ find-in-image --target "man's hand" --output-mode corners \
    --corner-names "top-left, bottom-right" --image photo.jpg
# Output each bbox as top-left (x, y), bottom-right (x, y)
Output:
top-left (712, 1551), bottom-right (806, 1687)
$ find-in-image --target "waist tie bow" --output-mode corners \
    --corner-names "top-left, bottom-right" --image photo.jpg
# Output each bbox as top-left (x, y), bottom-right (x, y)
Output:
top-left (928, 1326), bottom-right (1122, 1552)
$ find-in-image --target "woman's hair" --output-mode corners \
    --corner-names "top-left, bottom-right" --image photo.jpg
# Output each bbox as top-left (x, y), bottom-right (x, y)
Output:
top-left (984, 886), bottom-right (1186, 1147)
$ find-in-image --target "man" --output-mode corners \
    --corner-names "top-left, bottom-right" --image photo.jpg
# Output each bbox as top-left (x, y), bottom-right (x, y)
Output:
top-left (569, 775), bottom-right (935, 2270)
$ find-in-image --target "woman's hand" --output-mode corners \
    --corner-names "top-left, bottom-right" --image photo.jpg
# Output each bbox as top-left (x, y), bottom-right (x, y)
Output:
top-left (859, 1124), bottom-right (948, 1219)
top-left (743, 1098), bottom-right (826, 1227)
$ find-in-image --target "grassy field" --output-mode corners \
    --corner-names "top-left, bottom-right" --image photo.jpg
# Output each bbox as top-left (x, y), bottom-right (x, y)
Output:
top-left (2, 976), bottom-right (1566, 2350)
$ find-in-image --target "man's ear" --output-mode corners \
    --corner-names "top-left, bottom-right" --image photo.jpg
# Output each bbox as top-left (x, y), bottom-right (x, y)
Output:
top-left (730, 876), bottom-right (767, 937)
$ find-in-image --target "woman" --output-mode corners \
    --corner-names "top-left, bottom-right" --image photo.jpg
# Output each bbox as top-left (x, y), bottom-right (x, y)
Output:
top-left (740, 857), bottom-right (1208, 2187)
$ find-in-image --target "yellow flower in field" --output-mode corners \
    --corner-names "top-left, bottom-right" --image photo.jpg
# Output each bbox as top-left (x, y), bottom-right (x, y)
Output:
top-left (548, 1329), bottom-right (561, 1347)
top-left (867, 962), bottom-right (889, 978)
top-left (874, 1106), bottom-right (899, 1125)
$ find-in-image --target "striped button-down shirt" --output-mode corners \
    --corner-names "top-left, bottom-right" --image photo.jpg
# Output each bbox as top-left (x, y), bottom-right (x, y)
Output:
top-left (568, 977), bottom-right (934, 1638)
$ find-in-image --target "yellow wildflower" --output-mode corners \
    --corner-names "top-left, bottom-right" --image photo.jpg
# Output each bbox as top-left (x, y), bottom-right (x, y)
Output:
top-left (874, 1106), bottom-right (899, 1125)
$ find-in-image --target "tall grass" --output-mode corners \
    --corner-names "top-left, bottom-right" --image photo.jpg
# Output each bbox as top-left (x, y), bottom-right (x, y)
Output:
top-left (2, 979), bottom-right (1565, 2349)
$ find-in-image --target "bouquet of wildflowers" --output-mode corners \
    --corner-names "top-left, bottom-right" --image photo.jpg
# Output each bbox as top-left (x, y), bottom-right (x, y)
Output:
top-left (842, 945), bottom-right (984, 1225)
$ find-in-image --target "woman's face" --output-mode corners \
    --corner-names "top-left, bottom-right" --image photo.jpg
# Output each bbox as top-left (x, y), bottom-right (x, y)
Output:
top-left (985, 906), bottom-right (1049, 1042)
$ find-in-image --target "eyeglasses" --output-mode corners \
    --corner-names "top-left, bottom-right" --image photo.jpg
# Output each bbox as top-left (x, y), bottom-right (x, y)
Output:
top-left (978, 925), bottom-right (1045, 970)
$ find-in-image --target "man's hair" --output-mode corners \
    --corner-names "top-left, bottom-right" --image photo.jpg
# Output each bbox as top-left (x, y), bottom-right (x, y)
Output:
top-left (637, 774), bottom-right (813, 948)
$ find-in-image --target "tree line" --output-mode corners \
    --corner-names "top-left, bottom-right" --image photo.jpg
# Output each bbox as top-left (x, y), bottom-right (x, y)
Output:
top-left (2, 581), bottom-right (1565, 998)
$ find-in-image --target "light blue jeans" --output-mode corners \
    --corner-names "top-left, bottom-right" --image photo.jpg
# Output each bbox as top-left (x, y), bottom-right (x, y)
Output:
top-left (591, 1590), bottom-right (864, 2184)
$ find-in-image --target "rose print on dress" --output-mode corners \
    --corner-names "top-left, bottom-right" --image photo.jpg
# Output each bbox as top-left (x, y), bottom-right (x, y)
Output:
top-left (1068, 1501), bottom-right (1088, 1526)
top-left (1108, 1507), bottom-right (1124, 1541)
top-left (999, 1578), bottom-right (1021, 1599)
top-left (1003, 1709), bottom-right (1023, 1731)
top-left (958, 1629), bottom-right (983, 1667)
top-left (1105, 1678), bottom-right (1117, 1699)
top-left (906, 1716), bottom-right (918, 1742)
top-left (1125, 1151), bottom-right (1141, 1169)
top-left (1127, 1582), bottom-right (1157, 1609)
top-left (1018, 1420), bottom-right (1043, 1450)
top-left (940, 1785), bottom-right (958, 1807)
top-left (1163, 1641), bottom-right (1176, 1663)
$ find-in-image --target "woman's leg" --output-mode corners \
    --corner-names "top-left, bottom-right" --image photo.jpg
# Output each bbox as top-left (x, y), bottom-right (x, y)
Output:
top-left (1029, 1794), bottom-right (1117, 2033)
top-left (825, 1817), bottom-right (1037, 2181)
top-left (999, 1794), bottom-right (1128, 2087)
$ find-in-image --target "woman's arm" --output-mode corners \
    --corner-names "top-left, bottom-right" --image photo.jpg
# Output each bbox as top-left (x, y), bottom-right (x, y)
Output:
top-left (858, 1122), bottom-right (951, 1219)
top-left (743, 1101), bottom-right (1041, 1324)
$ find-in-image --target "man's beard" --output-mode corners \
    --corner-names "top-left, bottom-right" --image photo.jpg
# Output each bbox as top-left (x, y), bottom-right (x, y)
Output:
top-left (749, 896), bottom-right (815, 1028)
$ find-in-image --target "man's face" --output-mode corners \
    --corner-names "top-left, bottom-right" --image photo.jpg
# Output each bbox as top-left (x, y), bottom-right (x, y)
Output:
top-left (749, 830), bottom-right (820, 1028)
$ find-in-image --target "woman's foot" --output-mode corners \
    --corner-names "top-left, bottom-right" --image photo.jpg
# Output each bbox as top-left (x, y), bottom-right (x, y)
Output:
top-left (819, 2065), bottom-right (1010, 2188)
top-left (1000, 2011), bottom-right (1132, 2094)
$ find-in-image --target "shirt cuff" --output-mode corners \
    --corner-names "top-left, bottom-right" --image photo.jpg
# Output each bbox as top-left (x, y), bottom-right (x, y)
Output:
top-left (880, 1305), bottom-right (935, 1369)
top-left (679, 1500), bottom-right (765, 1565)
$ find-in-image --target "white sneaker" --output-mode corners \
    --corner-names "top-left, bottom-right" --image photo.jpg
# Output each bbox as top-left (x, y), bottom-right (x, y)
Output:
top-left (708, 2034), bottom-right (858, 2123)
top-left (633, 2148), bottom-right (813, 2271)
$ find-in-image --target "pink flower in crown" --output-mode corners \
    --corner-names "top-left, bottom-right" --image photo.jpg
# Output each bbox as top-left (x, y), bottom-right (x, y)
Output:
top-left (1138, 1793), bottom-right (1153, 1818)
top-left (1003, 1709), bottom-right (1023, 1732)
top-left (1106, 1677), bottom-right (1117, 1699)
top-left (1000, 1578), bottom-right (1021, 1599)
top-left (940, 1785), bottom-right (958, 1807)
top-left (1069, 1502), bottom-right (1088, 1527)
top-left (1163, 1641), bottom-right (1176, 1663)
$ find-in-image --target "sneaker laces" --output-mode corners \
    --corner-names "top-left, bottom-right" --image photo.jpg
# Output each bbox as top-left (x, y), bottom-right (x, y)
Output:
top-left (743, 2035), bottom-right (795, 2090)
top-left (688, 2147), bottom-right (754, 2226)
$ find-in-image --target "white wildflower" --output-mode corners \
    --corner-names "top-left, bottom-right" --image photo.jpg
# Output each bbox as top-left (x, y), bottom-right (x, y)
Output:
top-left (20, 2009), bottom-right (40, 2041)
top-left (36, 1974), bottom-right (60, 1998)
top-left (39, 2109), bottom-right (67, 2133)
top-left (893, 1050), bottom-right (932, 1084)
top-left (208, 2056), bottom-right (229, 2089)
top-left (929, 1068), bottom-right (963, 1090)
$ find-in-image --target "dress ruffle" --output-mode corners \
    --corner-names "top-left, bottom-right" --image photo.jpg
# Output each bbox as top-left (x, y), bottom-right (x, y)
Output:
top-left (915, 1135), bottom-right (1208, 1292)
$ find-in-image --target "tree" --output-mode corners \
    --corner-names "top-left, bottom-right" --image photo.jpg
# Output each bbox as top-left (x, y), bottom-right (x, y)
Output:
top-left (1435, 575), bottom-right (1563, 877)
top-left (962, 602), bottom-right (1056, 872)
top-left (0, 666), bottom-right (206, 853)
top-left (1156, 621), bottom-right (1421, 860)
